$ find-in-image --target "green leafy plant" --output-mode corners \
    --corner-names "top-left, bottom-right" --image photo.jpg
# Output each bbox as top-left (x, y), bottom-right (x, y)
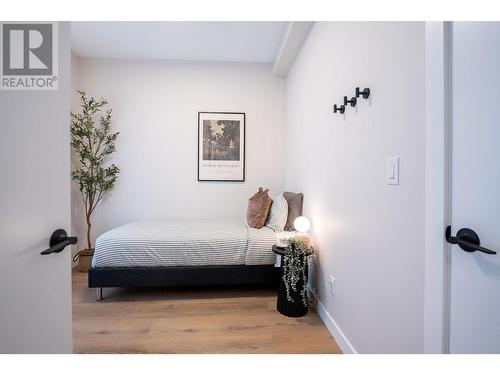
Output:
top-left (71, 90), bottom-right (119, 251)
top-left (282, 237), bottom-right (315, 306)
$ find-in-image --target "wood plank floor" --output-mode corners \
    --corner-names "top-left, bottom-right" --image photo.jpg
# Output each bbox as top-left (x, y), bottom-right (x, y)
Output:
top-left (72, 270), bottom-right (341, 354)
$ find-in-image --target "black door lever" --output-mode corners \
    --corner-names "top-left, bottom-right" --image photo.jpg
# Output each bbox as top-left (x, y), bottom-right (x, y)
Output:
top-left (41, 229), bottom-right (78, 255)
top-left (445, 226), bottom-right (496, 255)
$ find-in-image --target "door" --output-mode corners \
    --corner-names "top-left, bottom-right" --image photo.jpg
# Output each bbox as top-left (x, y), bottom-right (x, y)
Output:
top-left (448, 22), bottom-right (500, 353)
top-left (0, 22), bottom-right (73, 353)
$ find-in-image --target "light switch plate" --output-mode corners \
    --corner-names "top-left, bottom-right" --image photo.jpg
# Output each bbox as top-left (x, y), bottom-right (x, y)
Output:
top-left (387, 157), bottom-right (399, 185)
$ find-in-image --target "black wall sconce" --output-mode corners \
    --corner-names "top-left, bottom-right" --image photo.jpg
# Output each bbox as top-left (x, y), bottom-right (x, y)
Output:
top-left (333, 87), bottom-right (371, 115)
top-left (333, 104), bottom-right (345, 114)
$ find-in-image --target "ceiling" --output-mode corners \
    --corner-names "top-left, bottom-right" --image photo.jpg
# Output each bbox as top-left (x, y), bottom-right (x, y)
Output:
top-left (71, 22), bottom-right (289, 63)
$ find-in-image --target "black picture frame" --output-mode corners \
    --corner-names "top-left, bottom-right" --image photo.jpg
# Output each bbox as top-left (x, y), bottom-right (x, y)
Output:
top-left (197, 111), bottom-right (246, 182)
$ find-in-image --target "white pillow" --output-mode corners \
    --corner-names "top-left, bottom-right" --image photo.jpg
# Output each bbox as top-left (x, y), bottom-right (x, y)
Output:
top-left (266, 194), bottom-right (288, 232)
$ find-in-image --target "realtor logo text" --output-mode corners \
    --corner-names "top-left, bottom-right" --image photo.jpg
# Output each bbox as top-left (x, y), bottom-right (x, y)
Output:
top-left (0, 22), bottom-right (58, 90)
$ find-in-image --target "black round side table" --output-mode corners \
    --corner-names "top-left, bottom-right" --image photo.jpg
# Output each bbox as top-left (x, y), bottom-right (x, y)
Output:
top-left (272, 245), bottom-right (309, 318)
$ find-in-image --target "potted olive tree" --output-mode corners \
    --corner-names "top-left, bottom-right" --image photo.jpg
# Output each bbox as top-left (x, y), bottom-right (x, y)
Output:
top-left (71, 91), bottom-right (119, 272)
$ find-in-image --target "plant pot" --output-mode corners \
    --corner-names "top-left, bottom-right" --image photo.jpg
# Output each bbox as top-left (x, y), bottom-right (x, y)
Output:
top-left (73, 249), bottom-right (94, 273)
top-left (277, 260), bottom-right (309, 318)
top-left (276, 257), bottom-right (309, 318)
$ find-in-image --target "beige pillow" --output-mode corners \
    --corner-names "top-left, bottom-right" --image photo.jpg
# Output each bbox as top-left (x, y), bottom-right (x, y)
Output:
top-left (246, 187), bottom-right (273, 229)
top-left (283, 191), bottom-right (304, 231)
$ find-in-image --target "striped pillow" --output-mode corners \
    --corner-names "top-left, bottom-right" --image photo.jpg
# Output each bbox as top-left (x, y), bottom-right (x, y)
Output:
top-left (265, 194), bottom-right (288, 232)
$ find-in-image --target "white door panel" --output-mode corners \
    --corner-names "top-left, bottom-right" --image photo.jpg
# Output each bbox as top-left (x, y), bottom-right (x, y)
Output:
top-left (449, 22), bottom-right (500, 353)
top-left (0, 22), bottom-right (72, 353)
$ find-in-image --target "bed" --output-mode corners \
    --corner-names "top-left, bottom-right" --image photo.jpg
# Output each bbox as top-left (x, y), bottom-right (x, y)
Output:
top-left (88, 219), bottom-right (280, 300)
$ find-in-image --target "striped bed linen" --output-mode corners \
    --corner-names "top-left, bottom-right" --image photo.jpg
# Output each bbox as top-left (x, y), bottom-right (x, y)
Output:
top-left (92, 218), bottom-right (277, 268)
top-left (245, 226), bottom-right (279, 265)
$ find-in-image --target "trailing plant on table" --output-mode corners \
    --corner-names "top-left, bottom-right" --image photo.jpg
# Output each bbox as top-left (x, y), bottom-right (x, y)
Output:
top-left (71, 90), bottom-right (120, 255)
top-left (283, 237), bottom-right (314, 307)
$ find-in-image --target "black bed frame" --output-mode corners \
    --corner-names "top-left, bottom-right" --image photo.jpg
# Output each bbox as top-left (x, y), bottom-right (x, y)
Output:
top-left (88, 265), bottom-right (280, 300)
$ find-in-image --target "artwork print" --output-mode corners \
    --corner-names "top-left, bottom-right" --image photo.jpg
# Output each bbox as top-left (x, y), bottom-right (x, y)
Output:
top-left (198, 112), bottom-right (245, 181)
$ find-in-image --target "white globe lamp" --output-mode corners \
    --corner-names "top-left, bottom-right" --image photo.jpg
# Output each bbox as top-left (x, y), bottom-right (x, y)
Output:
top-left (294, 216), bottom-right (311, 248)
top-left (294, 216), bottom-right (311, 233)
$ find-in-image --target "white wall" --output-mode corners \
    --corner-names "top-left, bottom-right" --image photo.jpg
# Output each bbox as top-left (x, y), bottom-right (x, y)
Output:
top-left (71, 57), bottom-right (286, 247)
top-left (286, 22), bottom-right (425, 353)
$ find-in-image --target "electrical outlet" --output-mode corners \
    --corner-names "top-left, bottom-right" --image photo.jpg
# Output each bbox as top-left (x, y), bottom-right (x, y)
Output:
top-left (329, 275), bottom-right (335, 296)
top-left (387, 156), bottom-right (400, 185)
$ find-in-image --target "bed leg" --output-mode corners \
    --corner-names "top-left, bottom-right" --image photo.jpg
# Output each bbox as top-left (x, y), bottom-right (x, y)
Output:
top-left (96, 287), bottom-right (103, 301)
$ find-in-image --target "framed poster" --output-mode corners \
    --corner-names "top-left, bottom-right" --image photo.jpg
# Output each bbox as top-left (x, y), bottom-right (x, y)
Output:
top-left (198, 112), bottom-right (245, 182)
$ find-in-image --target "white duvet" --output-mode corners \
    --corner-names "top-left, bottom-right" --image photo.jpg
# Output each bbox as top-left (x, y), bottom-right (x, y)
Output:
top-left (92, 219), bottom-right (277, 268)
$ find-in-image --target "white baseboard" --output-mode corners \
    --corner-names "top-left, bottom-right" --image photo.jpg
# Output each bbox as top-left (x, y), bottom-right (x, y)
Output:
top-left (310, 289), bottom-right (357, 354)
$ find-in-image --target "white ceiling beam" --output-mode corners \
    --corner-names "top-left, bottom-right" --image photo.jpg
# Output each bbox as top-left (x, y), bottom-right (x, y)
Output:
top-left (272, 21), bottom-right (314, 77)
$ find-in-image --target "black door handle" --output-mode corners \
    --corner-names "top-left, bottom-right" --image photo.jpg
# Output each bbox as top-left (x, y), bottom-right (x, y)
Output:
top-left (41, 229), bottom-right (78, 255)
top-left (445, 226), bottom-right (496, 255)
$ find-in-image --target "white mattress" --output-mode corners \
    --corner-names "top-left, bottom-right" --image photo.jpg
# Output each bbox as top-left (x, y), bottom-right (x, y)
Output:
top-left (92, 219), bottom-right (277, 268)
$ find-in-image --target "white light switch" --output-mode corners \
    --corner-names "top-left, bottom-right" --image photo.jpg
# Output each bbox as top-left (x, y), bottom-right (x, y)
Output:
top-left (387, 157), bottom-right (399, 185)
